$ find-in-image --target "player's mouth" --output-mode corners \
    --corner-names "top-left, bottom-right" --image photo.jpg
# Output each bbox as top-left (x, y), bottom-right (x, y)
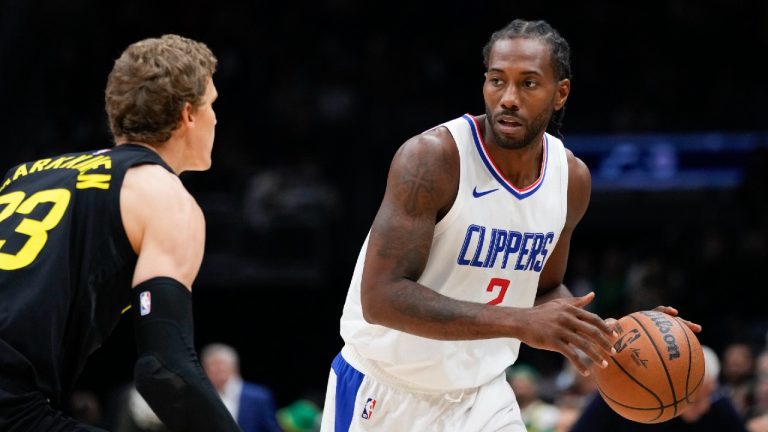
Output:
top-left (496, 115), bottom-right (523, 134)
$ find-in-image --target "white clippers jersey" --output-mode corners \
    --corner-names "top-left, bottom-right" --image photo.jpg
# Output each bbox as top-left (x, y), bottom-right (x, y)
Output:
top-left (339, 114), bottom-right (569, 391)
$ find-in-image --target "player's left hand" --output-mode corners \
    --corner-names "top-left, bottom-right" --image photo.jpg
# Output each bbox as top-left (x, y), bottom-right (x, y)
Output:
top-left (652, 305), bottom-right (702, 333)
top-left (603, 306), bottom-right (702, 334)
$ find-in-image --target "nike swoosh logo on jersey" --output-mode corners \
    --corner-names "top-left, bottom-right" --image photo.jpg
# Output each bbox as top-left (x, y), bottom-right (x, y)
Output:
top-left (472, 186), bottom-right (499, 198)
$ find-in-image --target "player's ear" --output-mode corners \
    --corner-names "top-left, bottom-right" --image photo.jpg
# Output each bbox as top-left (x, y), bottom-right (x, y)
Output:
top-left (555, 78), bottom-right (570, 110)
top-left (180, 102), bottom-right (195, 128)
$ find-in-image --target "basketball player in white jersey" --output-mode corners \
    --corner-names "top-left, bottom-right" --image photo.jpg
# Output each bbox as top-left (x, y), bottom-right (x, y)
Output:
top-left (321, 19), bottom-right (700, 432)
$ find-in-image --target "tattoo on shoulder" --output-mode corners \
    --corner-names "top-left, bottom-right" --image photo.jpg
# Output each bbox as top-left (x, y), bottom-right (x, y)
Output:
top-left (396, 158), bottom-right (440, 217)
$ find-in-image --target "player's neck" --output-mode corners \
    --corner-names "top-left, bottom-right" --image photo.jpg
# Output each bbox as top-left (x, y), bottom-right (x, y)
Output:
top-left (484, 134), bottom-right (544, 189)
top-left (115, 139), bottom-right (186, 175)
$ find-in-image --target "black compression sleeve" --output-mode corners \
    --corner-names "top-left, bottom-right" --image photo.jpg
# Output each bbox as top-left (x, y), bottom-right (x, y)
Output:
top-left (132, 277), bottom-right (241, 432)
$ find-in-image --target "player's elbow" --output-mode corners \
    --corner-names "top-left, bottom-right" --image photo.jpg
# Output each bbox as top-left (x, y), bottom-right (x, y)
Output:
top-left (360, 278), bottom-right (387, 325)
top-left (133, 354), bottom-right (189, 424)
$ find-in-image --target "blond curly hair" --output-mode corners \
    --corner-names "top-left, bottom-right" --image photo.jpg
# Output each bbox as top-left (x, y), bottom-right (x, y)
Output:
top-left (105, 34), bottom-right (217, 145)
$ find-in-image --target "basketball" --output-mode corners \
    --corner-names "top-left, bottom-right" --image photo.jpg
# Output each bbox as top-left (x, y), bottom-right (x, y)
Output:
top-left (591, 310), bottom-right (705, 423)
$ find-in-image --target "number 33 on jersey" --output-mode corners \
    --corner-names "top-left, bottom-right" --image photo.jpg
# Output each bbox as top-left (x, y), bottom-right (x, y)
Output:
top-left (0, 152), bottom-right (112, 270)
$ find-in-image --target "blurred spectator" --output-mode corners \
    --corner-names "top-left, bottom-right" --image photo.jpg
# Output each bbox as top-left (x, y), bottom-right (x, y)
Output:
top-left (542, 358), bottom-right (595, 432)
top-left (722, 342), bottom-right (756, 415)
top-left (755, 350), bottom-right (768, 378)
top-left (112, 385), bottom-right (168, 432)
top-left (553, 394), bottom-right (583, 432)
top-left (506, 364), bottom-right (559, 432)
top-left (554, 358), bottom-right (598, 408)
top-left (748, 413), bottom-right (768, 432)
top-left (746, 351), bottom-right (768, 428)
top-left (569, 345), bottom-right (747, 431)
top-left (749, 375), bottom-right (768, 420)
top-left (201, 343), bottom-right (281, 432)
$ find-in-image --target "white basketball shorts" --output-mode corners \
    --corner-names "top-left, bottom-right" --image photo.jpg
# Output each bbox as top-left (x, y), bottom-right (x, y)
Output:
top-left (320, 346), bottom-right (526, 432)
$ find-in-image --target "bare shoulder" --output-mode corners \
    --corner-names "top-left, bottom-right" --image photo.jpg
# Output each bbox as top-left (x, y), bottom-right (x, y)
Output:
top-left (386, 125), bottom-right (459, 214)
top-left (565, 148), bottom-right (591, 189)
top-left (564, 148), bottom-right (591, 228)
top-left (123, 164), bottom-right (191, 199)
top-left (122, 164), bottom-right (203, 224)
top-left (394, 125), bottom-right (457, 165)
top-left (121, 164), bottom-right (205, 288)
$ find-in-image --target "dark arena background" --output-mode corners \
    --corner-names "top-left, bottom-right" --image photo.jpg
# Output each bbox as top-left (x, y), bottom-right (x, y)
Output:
top-left (2, 0), bottom-right (767, 429)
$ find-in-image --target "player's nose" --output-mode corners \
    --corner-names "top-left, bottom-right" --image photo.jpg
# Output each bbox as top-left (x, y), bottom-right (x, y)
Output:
top-left (499, 84), bottom-right (521, 111)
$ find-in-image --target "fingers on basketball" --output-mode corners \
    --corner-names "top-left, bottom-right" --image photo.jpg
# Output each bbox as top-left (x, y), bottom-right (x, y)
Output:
top-left (591, 310), bottom-right (705, 424)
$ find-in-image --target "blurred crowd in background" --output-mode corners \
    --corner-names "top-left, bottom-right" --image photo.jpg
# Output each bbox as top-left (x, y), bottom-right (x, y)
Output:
top-left (60, 338), bottom-right (768, 431)
top-left (2, 0), bottom-right (768, 430)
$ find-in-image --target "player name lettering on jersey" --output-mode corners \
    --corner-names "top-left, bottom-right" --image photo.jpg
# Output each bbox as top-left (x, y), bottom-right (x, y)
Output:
top-left (456, 224), bottom-right (555, 273)
top-left (0, 154), bottom-right (113, 193)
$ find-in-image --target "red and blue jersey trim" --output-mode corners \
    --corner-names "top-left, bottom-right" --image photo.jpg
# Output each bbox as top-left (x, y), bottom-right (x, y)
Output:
top-left (462, 114), bottom-right (548, 200)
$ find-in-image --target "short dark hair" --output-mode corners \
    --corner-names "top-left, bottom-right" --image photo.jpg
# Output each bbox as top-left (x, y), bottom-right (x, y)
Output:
top-left (482, 19), bottom-right (572, 137)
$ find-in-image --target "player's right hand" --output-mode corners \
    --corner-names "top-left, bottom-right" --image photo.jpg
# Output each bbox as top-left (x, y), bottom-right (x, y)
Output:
top-left (516, 292), bottom-right (616, 376)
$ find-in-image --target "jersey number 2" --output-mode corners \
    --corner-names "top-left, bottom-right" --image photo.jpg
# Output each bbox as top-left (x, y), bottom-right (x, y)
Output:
top-left (0, 189), bottom-right (71, 270)
top-left (486, 277), bottom-right (510, 305)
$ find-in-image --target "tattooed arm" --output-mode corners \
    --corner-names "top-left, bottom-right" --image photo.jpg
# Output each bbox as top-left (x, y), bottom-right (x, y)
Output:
top-left (360, 126), bottom-right (501, 340)
top-left (360, 128), bottom-right (615, 374)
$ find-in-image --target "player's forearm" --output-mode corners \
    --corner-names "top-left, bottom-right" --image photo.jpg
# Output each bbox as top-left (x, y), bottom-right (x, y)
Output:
top-left (132, 278), bottom-right (241, 432)
top-left (534, 283), bottom-right (573, 306)
top-left (362, 279), bottom-right (521, 340)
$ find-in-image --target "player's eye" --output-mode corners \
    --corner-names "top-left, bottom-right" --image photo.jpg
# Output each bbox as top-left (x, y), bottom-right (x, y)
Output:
top-left (523, 80), bottom-right (538, 88)
top-left (488, 77), bottom-right (504, 86)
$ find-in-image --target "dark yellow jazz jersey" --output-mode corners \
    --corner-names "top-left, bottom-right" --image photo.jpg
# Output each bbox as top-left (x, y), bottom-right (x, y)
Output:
top-left (0, 144), bottom-right (172, 406)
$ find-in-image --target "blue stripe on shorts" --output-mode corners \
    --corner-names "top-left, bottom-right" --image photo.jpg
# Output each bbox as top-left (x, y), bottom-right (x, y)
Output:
top-left (331, 351), bottom-right (365, 432)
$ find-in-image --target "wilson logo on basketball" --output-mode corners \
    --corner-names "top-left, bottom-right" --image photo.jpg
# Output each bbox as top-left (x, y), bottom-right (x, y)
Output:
top-left (642, 311), bottom-right (681, 360)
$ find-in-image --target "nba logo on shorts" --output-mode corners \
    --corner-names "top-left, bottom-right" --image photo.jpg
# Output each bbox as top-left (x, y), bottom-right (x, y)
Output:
top-left (139, 291), bottom-right (151, 316)
top-left (361, 398), bottom-right (376, 420)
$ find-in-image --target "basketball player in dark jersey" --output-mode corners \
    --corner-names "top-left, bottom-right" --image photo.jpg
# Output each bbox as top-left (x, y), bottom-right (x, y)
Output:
top-left (0, 35), bottom-right (240, 431)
